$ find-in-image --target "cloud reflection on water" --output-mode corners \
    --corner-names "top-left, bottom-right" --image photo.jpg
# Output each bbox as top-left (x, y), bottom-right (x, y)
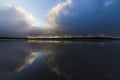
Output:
top-left (16, 52), bottom-right (39, 72)
top-left (0, 41), bottom-right (42, 75)
top-left (0, 40), bottom-right (119, 80)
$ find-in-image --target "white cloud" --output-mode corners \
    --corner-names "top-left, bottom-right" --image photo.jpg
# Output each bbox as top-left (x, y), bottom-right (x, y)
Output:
top-left (104, 0), bottom-right (113, 6)
top-left (46, 0), bottom-right (72, 27)
top-left (0, 4), bottom-right (39, 37)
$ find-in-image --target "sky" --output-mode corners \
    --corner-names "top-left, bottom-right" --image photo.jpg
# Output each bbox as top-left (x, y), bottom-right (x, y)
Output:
top-left (0, 0), bottom-right (120, 37)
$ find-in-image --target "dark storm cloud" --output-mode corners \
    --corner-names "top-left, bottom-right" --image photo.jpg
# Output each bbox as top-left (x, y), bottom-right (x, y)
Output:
top-left (47, 0), bottom-right (120, 36)
top-left (0, 0), bottom-right (120, 37)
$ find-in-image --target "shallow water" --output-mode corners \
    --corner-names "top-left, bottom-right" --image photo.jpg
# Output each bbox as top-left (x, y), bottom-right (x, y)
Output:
top-left (0, 40), bottom-right (120, 80)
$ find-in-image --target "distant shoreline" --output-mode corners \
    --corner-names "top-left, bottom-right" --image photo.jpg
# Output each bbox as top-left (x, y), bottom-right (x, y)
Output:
top-left (0, 37), bottom-right (120, 41)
